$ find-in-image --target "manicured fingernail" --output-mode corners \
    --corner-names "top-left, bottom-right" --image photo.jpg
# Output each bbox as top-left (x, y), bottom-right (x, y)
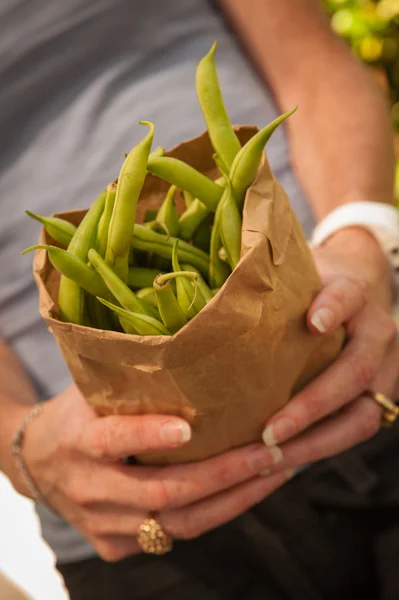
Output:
top-left (270, 446), bottom-right (284, 465)
top-left (262, 418), bottom-right (296, 447)
top-left (247, 447), bottom-right (273, 474)
top-left (310, 307), bottom-right (335, 333)
top-left (160, 421), bottom-right (191, 444)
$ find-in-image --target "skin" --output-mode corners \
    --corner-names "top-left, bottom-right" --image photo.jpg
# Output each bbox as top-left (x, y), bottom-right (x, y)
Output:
top-left (1, 0), bottom-right (398, 563)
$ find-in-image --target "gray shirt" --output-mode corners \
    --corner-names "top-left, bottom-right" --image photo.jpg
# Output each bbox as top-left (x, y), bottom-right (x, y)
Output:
top-left (0, 0), bottom-right (314, 563)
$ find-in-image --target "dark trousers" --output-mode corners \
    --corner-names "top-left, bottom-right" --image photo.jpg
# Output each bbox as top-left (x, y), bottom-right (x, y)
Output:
top-left (58, 422), bottom-right (399, 600)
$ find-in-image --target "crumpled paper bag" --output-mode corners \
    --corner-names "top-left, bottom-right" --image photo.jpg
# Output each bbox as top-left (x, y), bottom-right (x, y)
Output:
top-left (33, 126), bottom-right (344, 464)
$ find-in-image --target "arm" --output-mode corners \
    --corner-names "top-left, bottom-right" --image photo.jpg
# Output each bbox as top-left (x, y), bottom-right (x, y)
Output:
top-left (217, 0), bottom-right (395, 217)
top-left (0, 340), bottom-right (39, 493)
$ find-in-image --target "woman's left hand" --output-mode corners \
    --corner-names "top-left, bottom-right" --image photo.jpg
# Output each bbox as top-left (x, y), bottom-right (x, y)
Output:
top-left (260, 227), bottom-right (399, 471)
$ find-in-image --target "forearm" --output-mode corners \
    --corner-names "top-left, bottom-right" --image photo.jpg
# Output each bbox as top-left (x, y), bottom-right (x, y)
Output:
top-left (0, 338), bottom-right (38, 481)
top-left (217, 0), bottom-right (395, 219)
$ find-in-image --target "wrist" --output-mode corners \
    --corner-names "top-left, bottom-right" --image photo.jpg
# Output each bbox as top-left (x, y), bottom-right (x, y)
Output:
top-left (314, 226), bottom-right (393, 308)
top-left (0, 399), bottom-right (38, 497)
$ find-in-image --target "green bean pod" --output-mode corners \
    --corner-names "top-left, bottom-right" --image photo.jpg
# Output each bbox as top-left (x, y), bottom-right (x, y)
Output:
top-left (154, 272), bottom-right (197, 333)
top-left (196, 42), bottom-right (241, 171)
top-left (218, 246), bottom-right (229, 263)
top-left (181, 263), bottom-right (213, 303)
top-left (219, 178), bottom-right (242, 269)
top-left (106, 121), bottom-right (154, 283)
top-left (192, 214), bottom-right (213, 252)
top-left (86, 294), bottom-right (115, 330)
top-left (149, 146), bottom-right (165, 159)
top-left (97, 182), bottom-right (117, 257)
top-left (230, 108), bottom-right (297, 210)
top-left (178, 199), bottom-right (210, 241)
top-left (22, 245), bottom-right (111, 300)
top-left (58, 190), bottom-right (106, 324)
top-left (209, 197), bottom-right (231, 289)
top-left (172, 242), bottom-right (206, 319)
top-left (127, 267), bottom-right (160, 289)
top-left (136, 287), bottom-right (158, 305)
top-left (98, 298), bottom-right (170, 336)
top-left (132, 224), bottom-right (210, 276)
top-left (25, 211), bottom-right (77, 247)
top-left (155, 185), bottom-right (179, 237)
top-left (147, 157), bottom-right (223, 212)
top-left (183, 190), bottom-right (195, 209)
top-left (88, 249), bottom-right (151, 316)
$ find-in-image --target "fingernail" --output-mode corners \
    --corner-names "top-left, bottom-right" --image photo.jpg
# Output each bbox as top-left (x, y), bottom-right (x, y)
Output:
top-left (247, 447), bottom-right (273, 474)
top-left (270, 446), bottom-right (284, 465)
top-left (160, 421), bottom-right (191, 444)
top-left (310, 307), bottom-right (335, 333)
top-left (262, 418), bottom-right (296, 447)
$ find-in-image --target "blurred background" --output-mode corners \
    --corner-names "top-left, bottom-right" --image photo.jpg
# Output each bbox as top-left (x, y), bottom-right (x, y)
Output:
top-left (323, 0), bottom-right (399, 204)
top-left (1, 2), bottom-right (399, 599)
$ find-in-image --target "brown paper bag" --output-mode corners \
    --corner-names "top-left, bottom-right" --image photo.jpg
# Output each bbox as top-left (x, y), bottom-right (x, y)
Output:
top-left (33, 126), bottom-right (344, 465)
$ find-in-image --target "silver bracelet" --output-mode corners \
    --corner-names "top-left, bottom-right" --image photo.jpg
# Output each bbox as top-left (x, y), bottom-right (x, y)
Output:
top-left (11, 404), bottom-right (47, 504)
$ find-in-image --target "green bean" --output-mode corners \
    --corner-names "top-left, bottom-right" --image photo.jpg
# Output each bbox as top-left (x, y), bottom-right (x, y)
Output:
top-left (98, 298), bottom-right (170, 336)
top-left (212, 288), bottom-right (220, 296)
top-left (219, 178), bottom-right (242, 269)
top-left (178, 199), bottom-right (210, 241)
top-left (136, 287), bottom-right (158, 306)
top-left (230, 108), bottom-right (297, 210)
top-left (218, 246), bottom-right (229, 263)
top-left (97, 182), bottom-right (117, 257)
top-left (172, 241), bottom-right (206, 319)
top-left (183, 190), bottom-right (195, 209)
top-left (22, 245), bottom-right (111, 300)
top-left (209, 196), bottom-right (231, 289)
top-left (127, 267), bottom-right (160, 289)
top-left (58, 190), bottom-right (106, 324)
top-left (106, 121), bottom-right (154, 283)
top-left (178, 176), bottom-right (224, 242)
top-left (149, 146), bottom-right (165, 159)
top-left (25, 211), bottom-right (77, 247)
top-left (88, 249), bottom-right (150, 316)
top-left (196, 42), bottom-right (241, 171)
top-left (144, 209), bottom-right (158, 223)
top-left (131, 224), bottom-right (209, 276)
top-left (192, 214), bottom-right (213, 252)
top-left (156, 185), bottom-right (179, 237)
top-left (154, 272), bottom-right (197, 333)
top-left (134, 288), bottom-right (160, 319)
top-left (181, 263), bottom-right (213, 303)
top-left (147, 157), bottom-right (223, 212)
top-left (86, 294), bottom-right (115, 331)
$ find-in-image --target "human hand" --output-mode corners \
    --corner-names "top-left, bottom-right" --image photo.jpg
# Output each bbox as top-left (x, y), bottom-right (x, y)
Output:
top-left (14, 385), bottom-right (292, 561)
top-left (259, 227), bottom-right (399, 471)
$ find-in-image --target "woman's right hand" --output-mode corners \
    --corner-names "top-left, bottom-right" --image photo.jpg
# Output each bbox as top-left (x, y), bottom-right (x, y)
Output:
top-left (13, 385), bottom-right (291, 561)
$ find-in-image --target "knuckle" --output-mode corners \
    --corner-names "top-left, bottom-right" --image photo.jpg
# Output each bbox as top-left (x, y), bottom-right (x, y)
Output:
top-left (145, 480), bottom-right (172, 512)
top-left (350, 353), bottom-right (376, 388)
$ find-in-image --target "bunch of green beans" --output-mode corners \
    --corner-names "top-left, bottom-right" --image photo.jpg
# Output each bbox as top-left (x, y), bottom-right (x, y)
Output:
top-left (23, 42), bottom-right (295, 336)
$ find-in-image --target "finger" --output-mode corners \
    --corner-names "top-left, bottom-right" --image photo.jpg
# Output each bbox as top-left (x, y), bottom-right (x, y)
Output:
top-left (264, 395), bottom-right (382, 474)
top-left (75, 414), bottom-right (192, 459)
top-left (70, 442), bottom-right (277, 511)
top-left (89, 534), bottom-right (141, 562)
top-left (262, 304), bottom-right (396, 447)
top-left (161, 470), bottom-right (293, 540)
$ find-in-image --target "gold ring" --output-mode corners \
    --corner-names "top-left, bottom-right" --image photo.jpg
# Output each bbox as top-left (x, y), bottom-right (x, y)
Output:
top-left (137, 517), bottom-right (173, 555)
top-left (364, 390), bottom-right (399, 428)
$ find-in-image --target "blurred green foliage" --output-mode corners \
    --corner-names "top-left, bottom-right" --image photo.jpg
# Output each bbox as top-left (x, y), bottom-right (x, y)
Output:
top-left (324, 0), bottom-right (399, 201)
